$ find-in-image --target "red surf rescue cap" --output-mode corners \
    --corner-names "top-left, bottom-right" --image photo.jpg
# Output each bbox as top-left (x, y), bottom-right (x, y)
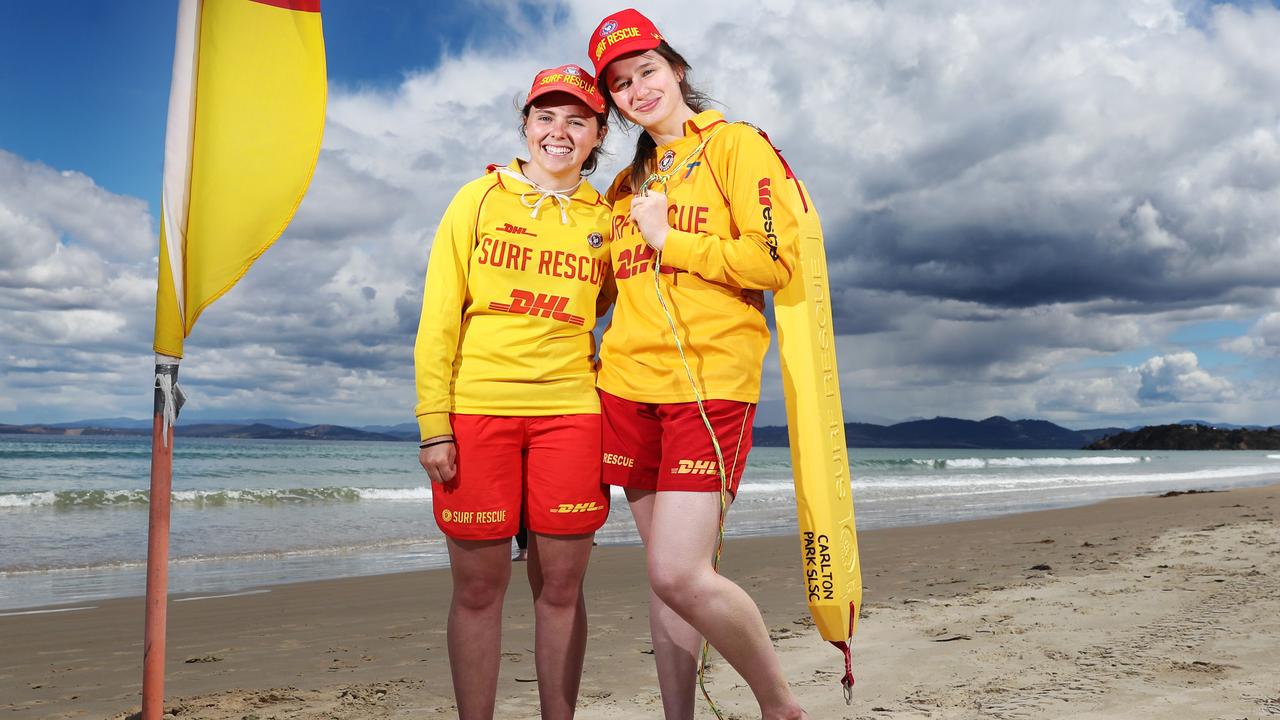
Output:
top-left (526, 64), bottom-right (606, 114)
top-left (588, 8), bottom-right (665, 83)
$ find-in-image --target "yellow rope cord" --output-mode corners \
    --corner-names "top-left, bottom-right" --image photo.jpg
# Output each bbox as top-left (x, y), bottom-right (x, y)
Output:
top-left (639, 120), bottom-right (747, 719)
top-left (649, 250), bottom-right (729, 720)
top-left (640, 122), bottom-right (734, 196)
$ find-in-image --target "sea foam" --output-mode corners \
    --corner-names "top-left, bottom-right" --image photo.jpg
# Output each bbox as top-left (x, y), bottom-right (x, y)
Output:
top-left (939, 456), bottom-right (1148, 469)
top-left (0, 486), bottom-right (433, 509)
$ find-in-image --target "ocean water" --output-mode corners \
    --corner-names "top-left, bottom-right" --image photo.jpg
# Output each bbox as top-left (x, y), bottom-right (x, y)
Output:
top-left (2, 434), bottom-right (1278, 610)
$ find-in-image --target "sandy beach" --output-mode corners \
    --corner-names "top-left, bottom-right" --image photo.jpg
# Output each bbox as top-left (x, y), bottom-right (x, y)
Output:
top-left (4, 482), bottom-right (1277, 719)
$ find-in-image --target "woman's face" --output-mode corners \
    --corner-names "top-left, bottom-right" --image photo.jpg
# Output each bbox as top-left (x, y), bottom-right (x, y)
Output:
top-left (523, 93), bottom-right (603, 181)
top-left (605, 51), bottom-right (685, 129)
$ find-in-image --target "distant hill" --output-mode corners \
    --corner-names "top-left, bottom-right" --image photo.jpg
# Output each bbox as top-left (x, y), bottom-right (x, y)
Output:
top-left (1087, 424), bottom-right (1280, 450)
top-left (30, 416), bottom-right (312, 430)
top-left (44, 416), bottom-right (155, 430)
top-left (0, 423), bottom-right (88, 436)
top-left (189, 417), bottom-right (312, 429)
top-left (0, 421), bottom-right (402, 442)
top-left (358, 422), bottom-right (420, 436)
top-left (1076, 426), bottom-right (1131, 444)
top-left (178, 423), bottom-right (401, 441)
top-left (8, 416), bottom-right (1275, 450)
top-left (755, 416), bottom-right (1126, 449)
top-left (1176, 419), bottom-right (1271, 431)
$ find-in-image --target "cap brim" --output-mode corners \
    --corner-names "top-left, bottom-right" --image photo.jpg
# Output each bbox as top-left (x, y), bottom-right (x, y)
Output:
top-left (526, 86), bottom-right (605, 115)
top-left (595, 39), bottom-right (663, 88)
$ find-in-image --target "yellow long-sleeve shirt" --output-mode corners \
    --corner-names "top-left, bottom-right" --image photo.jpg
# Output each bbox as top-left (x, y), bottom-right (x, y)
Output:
top-left (598, 110), bottom-right (800, 404)
top-left (414, 161), bottom-right (614, 440)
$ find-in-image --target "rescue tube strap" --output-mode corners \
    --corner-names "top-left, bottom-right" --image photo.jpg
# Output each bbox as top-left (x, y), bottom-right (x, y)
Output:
top-left (740, 123), bottom-right (809, 213)
top-left (831, 601), bottom-right (856, 702)
top-left (832, 640), bottom-right (854, 704)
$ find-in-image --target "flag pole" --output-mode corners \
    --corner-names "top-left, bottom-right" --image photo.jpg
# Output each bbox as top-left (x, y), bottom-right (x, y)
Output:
top-left (143, 360), bottom-right (183, 720)
top-left (144, 1), bottom-right (325, 710)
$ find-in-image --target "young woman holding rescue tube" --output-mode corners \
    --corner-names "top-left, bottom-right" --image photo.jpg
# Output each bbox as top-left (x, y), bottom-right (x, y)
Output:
top-left (587, 9), bottom-right (810, 720)
top-left (413, 65), bottom-right (613, 720)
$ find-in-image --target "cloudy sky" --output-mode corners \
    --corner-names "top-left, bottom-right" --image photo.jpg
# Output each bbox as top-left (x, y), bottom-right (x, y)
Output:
top-left (2, 0), bottom-right (1279, 429)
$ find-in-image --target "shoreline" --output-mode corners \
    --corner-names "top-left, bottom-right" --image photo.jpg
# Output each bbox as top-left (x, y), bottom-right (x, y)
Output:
top-left (7, 466), bottom-right (1280, 614)
top-left (4, 482), bottom-right (1279, 718)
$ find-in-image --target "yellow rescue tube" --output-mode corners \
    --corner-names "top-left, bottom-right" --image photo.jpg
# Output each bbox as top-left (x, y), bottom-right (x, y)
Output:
top-left (773, 180), bottom-right (862, 645)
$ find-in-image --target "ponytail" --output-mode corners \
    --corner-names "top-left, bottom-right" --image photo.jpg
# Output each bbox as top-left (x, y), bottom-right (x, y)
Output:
top-left (629, 133), bottom-right (658, 190)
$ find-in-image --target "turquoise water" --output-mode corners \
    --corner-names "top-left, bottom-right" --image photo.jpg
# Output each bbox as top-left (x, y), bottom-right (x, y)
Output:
top-left (2, 434), bottom-right (1278, 610)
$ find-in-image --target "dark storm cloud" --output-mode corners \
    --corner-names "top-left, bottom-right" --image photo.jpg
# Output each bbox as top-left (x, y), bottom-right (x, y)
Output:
top-left (700, 2), bottom-right (1280, 321)
top-left (4, 1), bottom-right (1279, 427)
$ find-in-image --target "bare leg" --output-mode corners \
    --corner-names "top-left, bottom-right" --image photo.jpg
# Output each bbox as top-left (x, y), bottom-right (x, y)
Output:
top-left (525, 532), bottom-right (595, 720)
top-left (646, 491), bottom-right (808, 720)
top-left (445, 537), bottom-right (513, 720)
top-left (626, 488), bottom-right (702, 720)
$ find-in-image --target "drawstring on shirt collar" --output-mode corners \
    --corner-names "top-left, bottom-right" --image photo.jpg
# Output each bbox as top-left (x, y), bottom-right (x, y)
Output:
top-left (494, 164), bottom-right (582, 224)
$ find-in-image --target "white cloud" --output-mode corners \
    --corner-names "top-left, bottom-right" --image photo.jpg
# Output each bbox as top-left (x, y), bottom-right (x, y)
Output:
top-left (1039, 374), bottom-right (1143, 416)
top-left (1135, 351), bottom-right (1234, 403)
top-left (3, 0), bottom-right (1280, 427)
top-left (0, 152), bottom-right (155, 320)
top-left (0, 150), bottom-right (159, 421)
top-left (1225, 312), bottom-right (1280, 358)
top-left (0, 151), bottom-right (152, 262)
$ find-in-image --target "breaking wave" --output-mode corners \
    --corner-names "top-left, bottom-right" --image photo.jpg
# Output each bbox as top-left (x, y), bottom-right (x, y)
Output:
top-left (0, 486), bottom-right (432, 509)
top-left (859, 456), bottom-right (1149, 470)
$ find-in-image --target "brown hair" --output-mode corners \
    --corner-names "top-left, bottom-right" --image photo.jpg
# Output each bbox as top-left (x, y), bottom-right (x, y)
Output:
top-left (601, 42), bottom-right (715, 191)
top-left (519, 100), bottom-right (607, 177)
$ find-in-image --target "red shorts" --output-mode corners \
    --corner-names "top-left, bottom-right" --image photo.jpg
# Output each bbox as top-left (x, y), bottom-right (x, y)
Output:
top-left (600, 390), bottom-right (755, 495)
top-left (432, 414), bottom-right (608, 541)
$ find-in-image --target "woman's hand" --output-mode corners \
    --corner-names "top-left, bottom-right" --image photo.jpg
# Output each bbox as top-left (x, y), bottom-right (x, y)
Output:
top-left (419, 436), bottom-right (457, 484)
top-left (740, 288), bottom-right (766, 312)
top-left (630, 189), bottom-right (670, 251)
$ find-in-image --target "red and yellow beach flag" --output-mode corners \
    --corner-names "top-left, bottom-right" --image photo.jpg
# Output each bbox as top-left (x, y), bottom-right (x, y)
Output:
top-left (143, 3), bottom-right (325, 718)
top-left (153, 0), bottom-right (327, 356)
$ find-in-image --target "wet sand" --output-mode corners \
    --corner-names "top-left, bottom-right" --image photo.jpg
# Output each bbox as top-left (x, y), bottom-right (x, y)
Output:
top-left (4, 482), bottom-right (1277, 719)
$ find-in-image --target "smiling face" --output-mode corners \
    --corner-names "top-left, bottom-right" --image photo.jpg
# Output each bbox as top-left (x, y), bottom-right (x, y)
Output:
top-left (522, 92), bottom-right (604, 188)
top-left (605, 50), bottom-right (690, 134)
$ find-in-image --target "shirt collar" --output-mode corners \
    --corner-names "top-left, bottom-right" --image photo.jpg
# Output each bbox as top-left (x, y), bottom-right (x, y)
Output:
top-left (685, 109), bottom-right (726, 135)
top-left (656, 110), bottom-right (728, 155)
top-left (489, 159), bottom-right (604, 206)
